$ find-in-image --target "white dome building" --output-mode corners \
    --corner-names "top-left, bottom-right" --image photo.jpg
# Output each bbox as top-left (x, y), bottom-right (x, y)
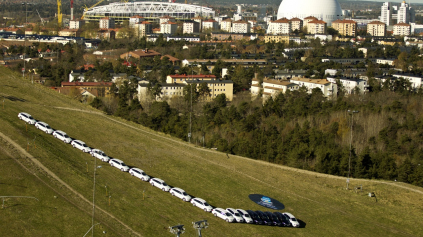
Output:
top-left (277, 0), bottom-right (343, 26)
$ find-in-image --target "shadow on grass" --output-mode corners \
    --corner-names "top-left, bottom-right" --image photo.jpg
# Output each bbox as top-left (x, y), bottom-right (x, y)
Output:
top-left (298, 219), bottom-right (307, 228)
top-left (1, 95), bottom-right (26, 102)
top-left (0, 182), bottom-right (28, 188)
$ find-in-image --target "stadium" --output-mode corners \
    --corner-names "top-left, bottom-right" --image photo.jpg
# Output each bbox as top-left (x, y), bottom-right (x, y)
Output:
top-left (83, 1), bottom-right (215, 23)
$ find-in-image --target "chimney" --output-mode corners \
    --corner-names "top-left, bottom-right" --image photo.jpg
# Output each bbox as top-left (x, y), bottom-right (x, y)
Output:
top-left (71, 0), bottom-right (74, 20)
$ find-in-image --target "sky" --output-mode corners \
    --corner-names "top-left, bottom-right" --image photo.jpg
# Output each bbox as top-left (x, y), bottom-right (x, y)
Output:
top-left (352, 0), bottom-right (423, 3)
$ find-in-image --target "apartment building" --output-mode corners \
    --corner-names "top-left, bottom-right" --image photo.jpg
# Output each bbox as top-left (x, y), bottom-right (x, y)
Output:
top-left (290, 77), bottom-right (337, 97)
top-left (290, 17), bottom-right (303, 32)
top-left (161, 21), bottom-right (178, 35)
top-left (267, 18), bottom-right (291, 35)
top-left (367, 21), bottom-right (386, 37)
top-left (183, 21), bottom-right (200, 34)
top-left (231, 20), bottom-right (250, 33)
top-left (332, 19), bottom-right (357, 37)
top-left (307, 20), bottom-right (327, 34)
top-left (393, 22), bottom-right (411, 36)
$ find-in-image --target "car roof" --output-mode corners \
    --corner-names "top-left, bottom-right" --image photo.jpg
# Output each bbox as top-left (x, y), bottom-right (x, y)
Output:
top-left (36, 121), bottom-right (48, 125)
top-left (214, 207), bottom-right (225, 212)
top-left (19, 112), bottom-right (31, 116)
top-left (226, 208), bottom-right (237, 212)
top-left (73, 140), bottom-right (85, 143)
top-left (92, 149), bottom-right (104, 152)
top-left (130, 168), bottom-right (144, 172)
top-left (283, 212), bottom-right (295, 218)
top-left (236, 209), bottom-right (248, 214)
top-left (171, 187), bottom-right (185, 192)
top-left (152, 177), bottom-right (165, 182)
top-left (193, 197), bottom-right (206, 202)
top-left (54, 130), bottom-right (66, 134)
top-left (111, 158), bottom-right (124, 163)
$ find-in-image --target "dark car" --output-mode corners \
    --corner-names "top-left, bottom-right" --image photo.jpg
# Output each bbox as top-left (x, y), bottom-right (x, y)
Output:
top-left (255, 211), bottom-right (272, 226)
top-left (274, 212), bottom-right (290, 226)
top-left (264, 211), bottom-right (283, 226)
top-left (246, 210), bottom-right (263, 225)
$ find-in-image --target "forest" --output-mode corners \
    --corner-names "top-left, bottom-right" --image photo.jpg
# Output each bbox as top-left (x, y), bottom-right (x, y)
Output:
top-left (90, 76), bottom-right (423, 188)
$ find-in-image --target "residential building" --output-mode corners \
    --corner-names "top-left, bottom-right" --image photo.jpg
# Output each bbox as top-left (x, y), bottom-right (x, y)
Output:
top-left (99, 17), bottom-right (115, 29)
top-left (392, 73), bottom-right (423, 88)
top-left (290, 17), bottom-right (303, 32)
top-left (61, 82), bottom-right (113, 97)
top-left (58, 29), bottom-right (81, 37)
top-left (167, 36), bottom-right (200, 42)
top-left (380, 2), bottom-right (394, 26)
top-left (393, 22), bottom-right (411, 36)
top-left (161, 21), bottom-right (178, 35)
top-left (327, 77), bottom-right (368, 94)
top-left (134, 21), bottom-right (152, 38)
top-left (290, 77), bottom-right (337, 98)
top-left (202, 19), bottom-right (219, 31)
top-left (307, 20), bottom-right (327, 34)
top-left (96, 29), bottom-right (115, 40)
top-left (220, 18), bottom-right (232, 32)
top-left (367, 21), bottom-right (387, 37)
top-left (251, 78), bottom-right (299, 99)
top-left (211, 33), bottom-right (254, 41)
top-left (264, 35), bottom-right (290, 44)
top-left (159, 16), bottom-right (175, 25)
top-left (120, 49), bottom-right (161, 60)
top-left (192, 16), bottom-right (203, 29)
top-left (267, 18), bottom-right (291, 35)
top-left (129, 16), bottom-right (145, 27)
top-left (183, 21), bottom-right (200, 34)
top-left (376, 58), bottom-right (395, 66)
top-left (303, 16), bottom-right (318, 30)
top-left (69, 19), bottom-right (84, 29)
top-left (332, 19), bottom-right (357, 37)
top-left (231, 20), bottom-right (250, 33)
top-left (165, 74), bottom-right (234, 100)
top-left (181, 59), bottom-right (267, 72)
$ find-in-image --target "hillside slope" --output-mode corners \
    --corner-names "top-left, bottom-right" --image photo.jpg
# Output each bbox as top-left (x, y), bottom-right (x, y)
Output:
top-left (1, 66), bottom-right (423, 237)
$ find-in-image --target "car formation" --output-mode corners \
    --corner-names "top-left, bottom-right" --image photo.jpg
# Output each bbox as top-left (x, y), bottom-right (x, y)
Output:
top-left (19, 112), bottom-right (301, 227)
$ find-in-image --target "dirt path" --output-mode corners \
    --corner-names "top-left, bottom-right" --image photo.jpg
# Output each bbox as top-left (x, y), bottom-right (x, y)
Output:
top-left (54, 106), bottom-right (423, 195)
top-left (0, 131), bottom-right (142, 237)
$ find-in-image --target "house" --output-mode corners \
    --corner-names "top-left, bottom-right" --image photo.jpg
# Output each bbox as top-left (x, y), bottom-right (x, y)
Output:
top-left (327, 77), bottom-right (369, 94)
top-left (290, 77), bottom-right (337, 98)
top-left (120, 49), bottom-right (161, 60)
top-left (251, 78), bottom-right (299, 99)
top-left (61, 81), bottom-right (114, 97)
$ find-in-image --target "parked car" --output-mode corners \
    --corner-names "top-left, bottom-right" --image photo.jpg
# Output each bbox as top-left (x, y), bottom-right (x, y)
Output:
top-left (236, 209), bottom-right (254, 224)
top-left (149, 178), bottom-right (170, 191)
top-left (255, 211), bottom-right (272, 226)
top-left (18, 112), bottom-right (36, 125)
top-left (273, 212), bottom-right (290, 226)
top-left (109, 159), bottom-right (130, 172)
top-left (212, 208), bottom-right (235, 222)
top-left (226, 208), bottom-right (244, 223)
top-left (52, 130), bottom-right (72, 143)
top-left (35, 121), bottom-right (54, 134)
top-left (283, 212), bottom-right (300, 227)
top-left (264, 211), bottom-right (283, 226)
top-left (129, 168), bottom-right (150, 181)
top-left (190, 198), bottom-right (213, 212)
top-left (90, 149), bottom-right (110, 162)
top-left (246, 210), bottom-right (263, 225)
top-left (70, 140), bottom-right (91, 153)
top-left (169, 187), bottom-right (191, 202)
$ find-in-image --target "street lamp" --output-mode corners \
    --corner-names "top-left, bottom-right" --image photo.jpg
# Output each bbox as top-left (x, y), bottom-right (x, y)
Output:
top-left (347, 109), bottom-right (359, 190)
top-left (192, 220), bottom-right (208, 237)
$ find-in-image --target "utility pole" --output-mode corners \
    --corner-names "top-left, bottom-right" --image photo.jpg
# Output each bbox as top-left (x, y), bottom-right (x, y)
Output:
top-left (347, 110), bottom-right (359, 190)
top-left (192, 220), bottom-right (208, 237)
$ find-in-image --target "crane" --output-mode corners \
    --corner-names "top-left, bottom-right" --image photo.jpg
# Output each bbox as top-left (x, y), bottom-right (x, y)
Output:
top-left (57, 0), bottom-right (62, 27)
top-left (81, 0), bottom-right (107, 20)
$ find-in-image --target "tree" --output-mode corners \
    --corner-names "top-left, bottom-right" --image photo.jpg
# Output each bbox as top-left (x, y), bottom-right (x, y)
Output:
top-left (198, 82), bottom-right (211, 101)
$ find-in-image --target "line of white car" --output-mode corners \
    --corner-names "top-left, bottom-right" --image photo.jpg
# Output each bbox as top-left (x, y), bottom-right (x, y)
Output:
top-left (19, 112), bottom-right (301, 227)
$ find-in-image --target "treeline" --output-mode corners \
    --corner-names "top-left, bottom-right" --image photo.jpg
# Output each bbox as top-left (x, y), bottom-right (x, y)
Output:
top-left (91, 81), bottom-right (423, 187)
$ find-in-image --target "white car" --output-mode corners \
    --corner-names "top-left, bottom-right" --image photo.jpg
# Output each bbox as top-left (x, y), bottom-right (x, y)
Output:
top-left (90, 149), bottom-right (110, 162)
top-left (18, 112), bottom-right (36, 125)
top-left (236, 209), bottom-right (254, 224)
top-left (283, 212), bottom-right (300, 227)
top-left (52, 130), bottom-right (72, 143)
top-left (129, 168), bottom-right (150, 181)
top-left (226, 208), bottom-right (244, 223)
top-left (70, 140), bottom-right (92, 153)
top-left (169, 187), bottom-right (191, 202)
top-left (212, 208), bottom-right (235, 222)
top-left (149, 178), bottom-right (170, 192)
top-left (35, 121), bottom-right (54, 134)
top-left (190, 198), bottom-right (213, 212)
top-left (109, 159), bottom-right (130, 172)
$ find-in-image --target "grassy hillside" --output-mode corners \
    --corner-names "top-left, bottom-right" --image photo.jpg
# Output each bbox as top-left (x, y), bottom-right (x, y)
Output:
top-left (1, 66), bottom-right (423, 237)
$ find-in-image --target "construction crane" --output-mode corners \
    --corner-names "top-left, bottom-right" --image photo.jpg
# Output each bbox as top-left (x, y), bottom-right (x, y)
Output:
top-left (36, 9), bottom-right (45, 26)
top-left (81, 0), bottom-right (107, 20)
top-left (57, 0), bottom-right (62, 27)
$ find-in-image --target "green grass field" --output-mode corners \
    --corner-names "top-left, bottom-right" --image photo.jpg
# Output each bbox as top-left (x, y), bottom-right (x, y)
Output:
top-left (1, 66), bottom-right (423, 237)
